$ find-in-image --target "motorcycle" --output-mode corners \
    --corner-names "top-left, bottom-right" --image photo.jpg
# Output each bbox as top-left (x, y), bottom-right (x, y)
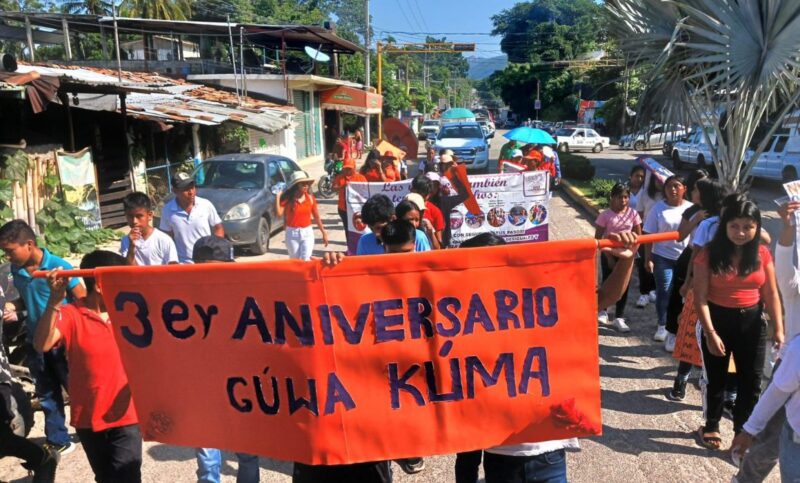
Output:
top-left (317, 157), bottom-right (343, 199)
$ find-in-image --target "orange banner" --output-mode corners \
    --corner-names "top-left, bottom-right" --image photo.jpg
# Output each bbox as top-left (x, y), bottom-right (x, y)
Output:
top-left (96, 240), bottom-right (602, 465)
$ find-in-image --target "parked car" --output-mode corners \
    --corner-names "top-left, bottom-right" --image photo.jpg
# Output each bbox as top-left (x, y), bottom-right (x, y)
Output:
top-left (191, 154), bottom-right (303, 255)
top-left (750, 130), bottom-right (800, 182)
top-left (433, 122), bottom-right (491, 172)
top-left (671, 128), bottom-right (716, 169)
top-left (419, 119), bottom-right (440, 140)
top-left (555, 127), bottom-right (611, 153)
top-left (621, 124), bottom-right (687, 151)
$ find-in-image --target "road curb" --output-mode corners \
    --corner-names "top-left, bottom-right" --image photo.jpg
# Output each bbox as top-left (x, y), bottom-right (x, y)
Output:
top-left (560, 179), bottom-right (601, 219)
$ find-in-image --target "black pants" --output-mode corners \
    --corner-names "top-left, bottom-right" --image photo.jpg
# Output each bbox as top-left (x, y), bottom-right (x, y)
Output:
top-left (636, 246), bottom-right (655, 295)
top-left (293, 461), bottom-right (392, 483)
top-left (666, 247), bottom-right (692, 334)
top-left (76, 424), bottom-right (142, 483)
top-left (601, 254), bottom-right (630, 317)
top-left (701, 302), bottom-right (767, 433)
top-left (455, 450), bottom-right (483, 483)
top-left (338, 209), bottom-right (348, 231)
top-left (0, 383), bottom-right (47, 467)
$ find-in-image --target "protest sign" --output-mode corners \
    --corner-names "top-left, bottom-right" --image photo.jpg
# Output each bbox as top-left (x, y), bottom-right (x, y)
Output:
top-left (94, 239), bottom-right (602, 465)
top-left (345, 171), bottom-right (550, 252)
top-left (637, 156), bottom-right (674, 186)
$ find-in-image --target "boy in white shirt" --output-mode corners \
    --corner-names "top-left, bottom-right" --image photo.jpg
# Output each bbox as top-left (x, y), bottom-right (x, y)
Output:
top-left (120, 192), bottom-right (178, 266)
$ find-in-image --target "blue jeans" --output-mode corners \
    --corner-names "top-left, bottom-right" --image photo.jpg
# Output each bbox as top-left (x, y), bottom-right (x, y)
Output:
top-left (196, 448), bottom-right (260, 483)
top-left (483, 449), bottom-right (567, 483)
top-left (25, 344), bottom-right (70, 446)
top-left (652, 253), bottom-right (678, 327)
top-left (780, 421), bottom-right (800, 482)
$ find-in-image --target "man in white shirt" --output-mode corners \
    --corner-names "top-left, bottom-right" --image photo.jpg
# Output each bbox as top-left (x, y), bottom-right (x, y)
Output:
top-left (159, 172), bottom-right (224, 263)
top-left (119, 192), bottom-right (178, 266)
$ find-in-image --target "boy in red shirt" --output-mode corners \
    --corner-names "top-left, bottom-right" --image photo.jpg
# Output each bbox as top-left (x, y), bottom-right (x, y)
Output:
top-left (34, 251), bottom-right (142, 483)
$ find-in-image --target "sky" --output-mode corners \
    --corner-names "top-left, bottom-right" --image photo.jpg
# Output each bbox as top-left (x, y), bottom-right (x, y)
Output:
top-left (370, 0), bottom-right (520, 59)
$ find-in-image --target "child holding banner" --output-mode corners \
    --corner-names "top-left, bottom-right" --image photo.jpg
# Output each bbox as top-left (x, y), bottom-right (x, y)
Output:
top-left (276, 172), bottom-right (329, 261)
top-left (332, 158), bottom-right (366, 230)
top-left (694, 197), bottom-right (784, 450)
top-left (35, 251), bottom-right (142, 482)
top-left (595, 183), bottom-right (642, 333)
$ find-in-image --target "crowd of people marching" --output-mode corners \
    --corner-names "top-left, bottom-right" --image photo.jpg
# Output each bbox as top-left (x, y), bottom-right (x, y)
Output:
top-left (2, 135), bottom-right (800, 483)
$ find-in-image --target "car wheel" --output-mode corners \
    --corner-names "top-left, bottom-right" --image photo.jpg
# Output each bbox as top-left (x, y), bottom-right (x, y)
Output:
top-left (697, 155), bottom-right (707, 168)
top-left (558, 143), bottom-right (570, 153)
top-left (250, 217), bottom-right (270, 255)
top-left (592, 143), bottom-right (603, 153)
top-left (672, 150), bottom-right (683, 169)
top-left (633, 140), bottom-right (645, 151)
top-left (783, 166), bottom-right (799, 183)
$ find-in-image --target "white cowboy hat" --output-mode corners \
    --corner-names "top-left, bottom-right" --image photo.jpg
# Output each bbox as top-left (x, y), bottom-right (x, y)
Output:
top-left (285, 171), bottom-right (314, 190)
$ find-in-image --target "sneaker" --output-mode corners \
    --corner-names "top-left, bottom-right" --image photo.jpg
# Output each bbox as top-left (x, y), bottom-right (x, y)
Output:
top-left (636, 294), bottom-right (649, 308)
top-left (667, 378), bottom-right (687, 401)
top-left (396, 458), bottom-right (425, 474)
top-left (45, 442), bottom-right (75, 456)
top-left (664, 333), bottom-right (676, 352)
top-left (24, 446), bottom-right (59, 483)
top-left (653, 326), bottom-right (668, 342)
top-left (649, 290), bottom-right (657, 303)
top-left (598, 310), bottom-right (610, 325)
top-left (613, 318), bottom-right (630, 333)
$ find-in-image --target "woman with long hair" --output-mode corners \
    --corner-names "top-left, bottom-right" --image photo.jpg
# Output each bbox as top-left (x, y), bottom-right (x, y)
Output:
top-left (276, 172), bottom-right (328, 260)
top-left (643, 175), bottom-right (693, 342)
top-left (635, 171), bottom-right (663, 307)
top-left (694, 196), bottom-right (784, 449)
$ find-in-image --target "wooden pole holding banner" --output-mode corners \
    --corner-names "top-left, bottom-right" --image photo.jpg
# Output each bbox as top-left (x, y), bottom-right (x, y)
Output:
top-left (35, 232), bottom-right (680, 279)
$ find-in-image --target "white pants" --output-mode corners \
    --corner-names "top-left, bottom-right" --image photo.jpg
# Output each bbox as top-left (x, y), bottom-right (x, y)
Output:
top-left (285, 225), bottom-right (315, 260)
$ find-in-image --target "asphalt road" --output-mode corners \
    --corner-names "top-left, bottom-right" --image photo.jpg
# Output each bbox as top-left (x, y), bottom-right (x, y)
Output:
top-left (0, 133), bottom-right (781, 482)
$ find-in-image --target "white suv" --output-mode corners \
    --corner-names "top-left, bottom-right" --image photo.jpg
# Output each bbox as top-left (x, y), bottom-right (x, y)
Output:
top-left (434, 122), bottom-right (490, 172)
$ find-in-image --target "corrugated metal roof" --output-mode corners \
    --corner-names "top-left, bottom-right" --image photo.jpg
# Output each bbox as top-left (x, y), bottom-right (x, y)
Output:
top-left (15, 63), bottom-right (296, 134)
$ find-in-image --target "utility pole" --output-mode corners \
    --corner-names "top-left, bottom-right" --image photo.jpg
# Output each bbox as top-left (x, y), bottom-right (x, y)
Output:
top-left (227, 15), bottom-right (241, 104)
top-left (535, 79), bottom-right (541, 121)
top-left (112, 5), bottom-right (123, 82)
top-left (364, 0), bottom-right (371, 145)
top-left (239, 26), bottom-right (247, 99)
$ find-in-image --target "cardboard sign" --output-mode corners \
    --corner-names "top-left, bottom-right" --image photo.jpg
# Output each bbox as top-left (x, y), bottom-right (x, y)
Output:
top-left (672, 289), bottom-right (702, 366)
top-left (97, 239), bottom-right (602, 465)
top-left (345, 172), bottom-right (550, 252)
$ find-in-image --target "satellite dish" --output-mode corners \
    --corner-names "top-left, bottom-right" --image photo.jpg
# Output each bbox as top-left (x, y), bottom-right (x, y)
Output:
top-left (304, 45), bottom-right (331, 63)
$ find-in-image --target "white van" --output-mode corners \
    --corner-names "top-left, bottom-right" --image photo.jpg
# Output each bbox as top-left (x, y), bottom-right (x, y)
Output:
top-left (750, 129), bottom-right (800, 182)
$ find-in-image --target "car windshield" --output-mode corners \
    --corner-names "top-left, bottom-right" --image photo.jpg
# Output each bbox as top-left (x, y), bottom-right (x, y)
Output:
top-left (556, 128), bottom-right (575, 137)
top-left (439, 126), bottom-right (484, 139)
top-left (423, 121), bottom-right (438, 126)
top-left (194, 161), bottom-right (265, 189)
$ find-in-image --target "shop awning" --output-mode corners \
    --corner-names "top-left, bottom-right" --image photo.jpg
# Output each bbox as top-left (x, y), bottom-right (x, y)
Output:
top-left (320, 86), bottom-right (382, 116)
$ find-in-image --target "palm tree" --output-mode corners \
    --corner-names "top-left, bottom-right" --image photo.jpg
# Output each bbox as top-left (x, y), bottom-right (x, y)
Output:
top-left (606, 0), bottom-right (800, 188)
top-left (60, 0), bottom-right (113, 15)
top-left (119, 0), bottom-right (191, 20)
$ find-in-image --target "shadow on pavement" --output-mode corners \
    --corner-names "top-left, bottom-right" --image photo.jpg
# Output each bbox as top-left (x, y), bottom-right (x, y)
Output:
top-left (599, 343), bottom-right (672, 363)
top-left (601, 388), bottom-right (696, 415)
top-left (600, 362), bottom-right (675, 382)
top-left (592, 424), bottom-right (737, 464)
top-left (146, 445), bottom-right (293, 477)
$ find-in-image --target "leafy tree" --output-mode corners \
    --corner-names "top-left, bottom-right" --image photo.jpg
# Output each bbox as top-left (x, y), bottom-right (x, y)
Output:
top-left (120, 0), bottom-right (191, 20)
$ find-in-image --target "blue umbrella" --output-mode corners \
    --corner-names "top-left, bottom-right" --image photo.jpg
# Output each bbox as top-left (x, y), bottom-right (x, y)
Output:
top-left (503, 127), bottom-right (556, 145)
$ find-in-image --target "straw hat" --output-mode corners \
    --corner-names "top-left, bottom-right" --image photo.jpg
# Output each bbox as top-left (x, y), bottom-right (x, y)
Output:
top-left (285, 171), bottom-right (314, 190)
top-left (404, 193), bottom-right (426, 211)
top-left (440, 154), bottom-right (454, 164)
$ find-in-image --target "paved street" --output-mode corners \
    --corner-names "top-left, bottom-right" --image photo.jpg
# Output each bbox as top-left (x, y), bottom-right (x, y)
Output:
top-left (0, 135), bottom-right (783, 482)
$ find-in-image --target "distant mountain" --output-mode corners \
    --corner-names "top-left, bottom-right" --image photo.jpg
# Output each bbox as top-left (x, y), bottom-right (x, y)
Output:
top-left (467, 55), bottom-right (508, 80)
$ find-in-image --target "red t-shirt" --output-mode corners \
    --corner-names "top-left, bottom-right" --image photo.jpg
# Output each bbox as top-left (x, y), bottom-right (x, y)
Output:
top-left (56, 304), bottom-right (138, 431)
top-left (694, 245), bottom-right (771, 308)
top-left (424, 201), bottom-right (445, 231)
top-left (383, 163), bottom-right (399, 181)
top-left (333, 172), bottom-right (367, 211)
top-left (282, 194), bottom-right (316, 228)
top-left (363, 169), bottom-right (383, 182)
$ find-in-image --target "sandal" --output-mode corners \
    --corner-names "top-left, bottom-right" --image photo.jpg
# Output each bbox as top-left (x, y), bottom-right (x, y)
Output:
top-left (697, 426), bottom-right (722, 450)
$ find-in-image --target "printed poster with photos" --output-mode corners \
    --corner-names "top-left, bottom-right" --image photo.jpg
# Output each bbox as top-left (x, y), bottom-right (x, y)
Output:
top-left (345, 171), bottom-right (550, 252)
